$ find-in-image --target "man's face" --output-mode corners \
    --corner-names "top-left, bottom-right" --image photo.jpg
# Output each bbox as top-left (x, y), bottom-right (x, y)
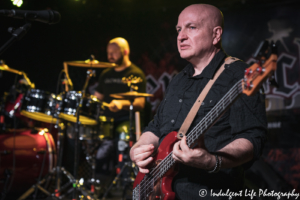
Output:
top-left (107, 43), bottom-right (123, 66)
top-left (176, 9), bottom-right (213, 61)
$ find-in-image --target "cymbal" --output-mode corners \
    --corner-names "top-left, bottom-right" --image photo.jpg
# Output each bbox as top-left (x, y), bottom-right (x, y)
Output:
top-left (110, 91), bottom-right (153, 99)
top-left (64, 59), bottom-right (117, 68)
top-left (0, 64), bottom-right (22, 75)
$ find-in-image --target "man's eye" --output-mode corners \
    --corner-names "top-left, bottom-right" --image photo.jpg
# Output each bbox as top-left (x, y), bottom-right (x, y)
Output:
top-left (190, 26), bottom-right (196, 29)
top-left (177, 29), bottom-right (181, 33)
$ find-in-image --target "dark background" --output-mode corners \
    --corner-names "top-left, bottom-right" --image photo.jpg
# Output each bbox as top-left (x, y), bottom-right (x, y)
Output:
top-left (0, 0), bottom-right (300, 194)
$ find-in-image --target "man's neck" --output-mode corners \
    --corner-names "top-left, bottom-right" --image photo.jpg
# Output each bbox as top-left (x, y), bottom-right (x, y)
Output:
top-left (191, 48), bottom-right (220, 76)
top-left (114, 59), bottom-right (131, 72)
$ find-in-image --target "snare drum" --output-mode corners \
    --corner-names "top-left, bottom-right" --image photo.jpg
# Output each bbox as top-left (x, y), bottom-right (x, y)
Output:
top-left (66, 116), bottom-right (114, 140)
top-left (0, 129), bottom-right (56, 193)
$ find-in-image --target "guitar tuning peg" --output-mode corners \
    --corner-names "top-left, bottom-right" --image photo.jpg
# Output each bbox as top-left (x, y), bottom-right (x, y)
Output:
top-left (245, 68), bottom-right (252, 76)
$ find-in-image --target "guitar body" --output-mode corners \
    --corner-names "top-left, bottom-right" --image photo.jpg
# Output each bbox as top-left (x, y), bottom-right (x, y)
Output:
top-left (133, 131), bottom-right (179, 200)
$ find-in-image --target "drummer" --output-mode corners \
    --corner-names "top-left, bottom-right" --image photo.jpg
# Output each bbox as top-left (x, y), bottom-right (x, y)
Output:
top-left (93, 37), bottom-right (146, 177)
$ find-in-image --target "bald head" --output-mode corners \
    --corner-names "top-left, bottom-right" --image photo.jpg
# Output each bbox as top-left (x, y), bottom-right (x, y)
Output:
top-left (180, 4), bottom-right (224, 31)
top-left (176, 4), bottom-right (224, 65)
top-left (108, 37), bottom-right (130, 55)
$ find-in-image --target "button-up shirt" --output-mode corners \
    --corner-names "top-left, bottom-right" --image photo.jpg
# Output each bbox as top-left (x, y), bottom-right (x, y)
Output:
top-left (143, 50), bottom-right (267, 199)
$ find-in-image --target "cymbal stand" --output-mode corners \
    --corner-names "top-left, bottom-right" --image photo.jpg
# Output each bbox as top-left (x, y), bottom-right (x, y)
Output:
top-left (71, 69), bottom-right (96, 200)
top-left (102, 98), bottom-right (137, 200)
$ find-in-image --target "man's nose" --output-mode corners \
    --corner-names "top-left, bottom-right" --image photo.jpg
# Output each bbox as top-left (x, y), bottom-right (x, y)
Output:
top-left (177, 30), bottom-right (187, 42)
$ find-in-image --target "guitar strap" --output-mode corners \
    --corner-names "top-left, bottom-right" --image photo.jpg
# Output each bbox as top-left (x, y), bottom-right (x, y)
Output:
top-left (177, 56), bottom-right (240, 139)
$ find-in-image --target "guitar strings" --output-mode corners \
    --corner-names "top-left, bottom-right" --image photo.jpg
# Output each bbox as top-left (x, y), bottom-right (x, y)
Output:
top-left (137, 79), bottom-right (243, 198)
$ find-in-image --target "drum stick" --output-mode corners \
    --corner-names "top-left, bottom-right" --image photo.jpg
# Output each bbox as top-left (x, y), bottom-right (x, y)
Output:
top-left (135, 111), bottom-right (141, 140)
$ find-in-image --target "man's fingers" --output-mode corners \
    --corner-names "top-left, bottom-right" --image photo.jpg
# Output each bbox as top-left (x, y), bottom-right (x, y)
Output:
top-left (134, 150), bottom-right (154, 163)
top-left (139, 167), bottom-right (150, 174)
top-left (172, 141), bottom-right (183, 162)
top-left (180, 136), bottom-right (189, 152)
top-left (136, 156), bottom-right (153, 168)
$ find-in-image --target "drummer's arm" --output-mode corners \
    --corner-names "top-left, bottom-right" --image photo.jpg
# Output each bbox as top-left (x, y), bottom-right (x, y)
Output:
top-left (94, 91), bottom-right (104, 101)
top-left (109, 97), bottom-right (145, 112)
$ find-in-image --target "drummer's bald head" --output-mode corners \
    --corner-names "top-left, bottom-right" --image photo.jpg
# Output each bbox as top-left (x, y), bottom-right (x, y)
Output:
top-left (108, 37), bottom-right (130, 56)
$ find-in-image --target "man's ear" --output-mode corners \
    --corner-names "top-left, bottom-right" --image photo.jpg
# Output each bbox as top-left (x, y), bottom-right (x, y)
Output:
top-left (212, 26), bottom-right (222, 46)
top-left (124, 49), bottom-right (129, 55)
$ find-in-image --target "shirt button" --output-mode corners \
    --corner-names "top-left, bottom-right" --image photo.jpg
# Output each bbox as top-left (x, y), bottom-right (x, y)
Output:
top-left (171, 119), bottom-right (175, 123)
top-left (201, 102), bottom-right (205, 106)
top-left (179, 99), bottom-right (182, 103)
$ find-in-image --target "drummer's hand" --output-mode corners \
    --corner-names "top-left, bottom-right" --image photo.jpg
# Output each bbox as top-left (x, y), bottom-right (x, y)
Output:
top-left (108, 100), bottom-right (123, 112)
top-left (131, 144), bottom-right (155, 174)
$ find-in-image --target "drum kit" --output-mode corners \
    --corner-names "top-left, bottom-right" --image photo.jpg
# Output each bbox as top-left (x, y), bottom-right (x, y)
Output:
top-left (0, 59), bottom-right (153, 200)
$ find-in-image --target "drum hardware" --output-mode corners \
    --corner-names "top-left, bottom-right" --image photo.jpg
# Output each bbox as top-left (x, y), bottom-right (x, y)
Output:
top-left (0, 61), bottom-right (35, 89)
top-left (63, 55), bottom-right (117, 92)
top-left (71, 68), bottom-right (97, 200)
top-left (101, 91), bottom-right (153, 200)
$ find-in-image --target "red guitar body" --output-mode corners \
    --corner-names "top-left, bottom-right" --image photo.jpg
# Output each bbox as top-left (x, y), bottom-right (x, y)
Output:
top-left (133, 131), bottom-right (179, 200)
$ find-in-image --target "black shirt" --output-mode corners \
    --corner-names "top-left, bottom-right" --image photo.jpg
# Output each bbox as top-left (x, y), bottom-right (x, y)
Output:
top-left (143, 50), bottom-right (267, 199)
top-left (96, 63), bottom-right (146, 121)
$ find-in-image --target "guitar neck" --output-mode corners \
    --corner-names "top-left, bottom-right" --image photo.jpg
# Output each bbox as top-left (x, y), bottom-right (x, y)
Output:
top-left (186, 79), bottom-right (243, 147)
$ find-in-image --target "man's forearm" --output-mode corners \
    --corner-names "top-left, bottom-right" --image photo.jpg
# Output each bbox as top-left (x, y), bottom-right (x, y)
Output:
top-left (217, 138), bottom-right (254, 168)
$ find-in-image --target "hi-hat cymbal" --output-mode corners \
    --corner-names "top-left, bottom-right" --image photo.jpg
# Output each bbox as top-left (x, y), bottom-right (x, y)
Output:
top-left (0, 64), bottom-right (22, 75)
top-left (64, 59), bottom-right (117, 68)
top-left (110, 91), bottom-right (153, 99)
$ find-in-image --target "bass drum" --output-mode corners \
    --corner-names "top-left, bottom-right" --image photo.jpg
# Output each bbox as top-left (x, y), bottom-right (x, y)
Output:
top-left (0, 129), bottom-right (56, 194)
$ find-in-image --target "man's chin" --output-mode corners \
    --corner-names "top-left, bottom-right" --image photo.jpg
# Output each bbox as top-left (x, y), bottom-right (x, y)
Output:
top-left (179, 52), bottom-right (192, 60)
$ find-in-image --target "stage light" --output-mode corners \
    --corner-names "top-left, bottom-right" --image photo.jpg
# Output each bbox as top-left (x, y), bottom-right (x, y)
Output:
top-left (11, 0), bottom-right (23, 7)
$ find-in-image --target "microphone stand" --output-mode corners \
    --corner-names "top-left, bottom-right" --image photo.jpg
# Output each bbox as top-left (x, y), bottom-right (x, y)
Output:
top-left (0, 23), bottom-right (31, 56)
top-left (72, 69), bottom-right (95, 200)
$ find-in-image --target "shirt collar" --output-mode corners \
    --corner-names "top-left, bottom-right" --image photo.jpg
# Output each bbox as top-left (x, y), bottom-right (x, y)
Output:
top-left (184, 50), bottom-right (227, 79)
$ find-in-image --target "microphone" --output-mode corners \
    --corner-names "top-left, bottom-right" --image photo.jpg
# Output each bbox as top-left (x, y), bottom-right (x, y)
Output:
top-left (0, 9), bottom-right (61, 24)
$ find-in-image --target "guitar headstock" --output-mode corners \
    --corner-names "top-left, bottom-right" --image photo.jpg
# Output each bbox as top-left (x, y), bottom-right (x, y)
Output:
top-left (242, 41), bottom-right (278, 96)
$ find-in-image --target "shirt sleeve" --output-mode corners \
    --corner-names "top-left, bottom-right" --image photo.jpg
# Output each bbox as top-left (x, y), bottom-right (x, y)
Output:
top-left (228, 61), bottom-right (268, 162)
top-left (142, 98), bottom-right (164, 138)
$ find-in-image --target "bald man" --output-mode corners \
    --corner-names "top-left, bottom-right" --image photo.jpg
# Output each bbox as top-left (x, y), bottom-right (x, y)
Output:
top-left (130, 4), bottom-right (267, 199)
top-left (94, 37), bottom-right (146, 178)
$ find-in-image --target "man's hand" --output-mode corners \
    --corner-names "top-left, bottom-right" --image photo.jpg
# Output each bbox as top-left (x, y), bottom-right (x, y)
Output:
top-left (172, 136), bottom-right (215, 170)
top-left (131, 144), bottom-right (155, 174)
top-left (108, 100), bottom-right (123, 112)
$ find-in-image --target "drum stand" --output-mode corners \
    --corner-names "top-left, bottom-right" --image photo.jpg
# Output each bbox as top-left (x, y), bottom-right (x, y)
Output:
top-left (101, 99), bottom-right (137, 200)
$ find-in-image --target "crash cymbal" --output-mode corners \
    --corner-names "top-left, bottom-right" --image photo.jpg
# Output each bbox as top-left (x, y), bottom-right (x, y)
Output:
top-left (110, 91), bottom-right (153, 99)
top-left (0, 64), bottom-right (22, 75)
top-left (64, 59), bottom-right (117, 68)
